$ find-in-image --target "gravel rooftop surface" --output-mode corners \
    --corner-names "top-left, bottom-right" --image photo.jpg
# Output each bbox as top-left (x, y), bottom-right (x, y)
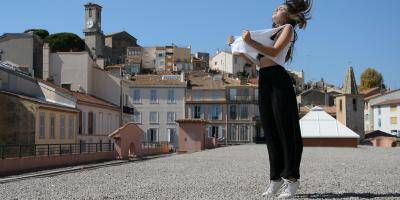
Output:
top-left (1, 144), bottom-right (399, 200)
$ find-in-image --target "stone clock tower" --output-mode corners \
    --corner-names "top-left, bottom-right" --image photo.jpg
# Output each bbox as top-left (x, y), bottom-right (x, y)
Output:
top-left (83, 3), bottom-right (104, 58)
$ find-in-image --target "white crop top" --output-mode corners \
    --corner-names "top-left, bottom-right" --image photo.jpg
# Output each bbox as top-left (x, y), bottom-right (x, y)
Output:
top-left (230, 24), bottom-right (294, 67)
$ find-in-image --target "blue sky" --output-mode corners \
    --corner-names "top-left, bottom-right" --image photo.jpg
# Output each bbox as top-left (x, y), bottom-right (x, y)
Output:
top-left (1, 0), bottom-right (399, 89)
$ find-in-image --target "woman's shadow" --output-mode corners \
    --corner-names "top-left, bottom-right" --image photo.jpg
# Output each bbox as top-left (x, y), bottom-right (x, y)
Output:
top-left (295, 192), bottom-right (400, 199)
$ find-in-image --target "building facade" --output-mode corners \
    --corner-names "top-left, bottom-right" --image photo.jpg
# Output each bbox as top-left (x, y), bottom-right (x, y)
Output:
top-left (105, 31), bottom-right (139, 65)
top-left (210, 51), bottom-right (253, 76)
top-left (73, 92), bottom-right (120, 144)
top-left (0, 33), bottom-right (43, 78)
top-left (124, 74), bottom-right (186, 148)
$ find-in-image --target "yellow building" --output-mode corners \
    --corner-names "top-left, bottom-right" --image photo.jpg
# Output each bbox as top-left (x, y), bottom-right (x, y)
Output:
top-left (0, 91), bottom-right (78, 146)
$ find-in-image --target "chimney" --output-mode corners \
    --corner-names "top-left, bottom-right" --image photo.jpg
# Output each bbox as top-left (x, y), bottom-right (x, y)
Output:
top-left (324, 92), bottom-right (329, 106)
top-left (42, 43), bottom-right (50, 80)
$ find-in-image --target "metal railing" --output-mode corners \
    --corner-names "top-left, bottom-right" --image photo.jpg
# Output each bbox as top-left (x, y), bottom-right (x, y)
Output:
top-left (141, 141), bottom-right (169, 149)
top-left (0, 142), bottom-right (114, 159)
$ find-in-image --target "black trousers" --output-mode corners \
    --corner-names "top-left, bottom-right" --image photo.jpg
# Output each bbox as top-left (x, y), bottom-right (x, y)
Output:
top-left (258, 65), bottom-right (303, 180)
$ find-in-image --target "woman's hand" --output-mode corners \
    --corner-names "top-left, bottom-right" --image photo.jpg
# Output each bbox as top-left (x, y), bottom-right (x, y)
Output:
top-left (242, 30), bottom-right (252, 43)
top-left (227, 35), bottom-right (234, 45)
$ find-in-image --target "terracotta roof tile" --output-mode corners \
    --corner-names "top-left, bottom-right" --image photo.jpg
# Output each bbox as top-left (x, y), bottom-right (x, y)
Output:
top-left (373, 98), bottom-right (400, 106)
top-left (72, 92), bottom-right (119, 110)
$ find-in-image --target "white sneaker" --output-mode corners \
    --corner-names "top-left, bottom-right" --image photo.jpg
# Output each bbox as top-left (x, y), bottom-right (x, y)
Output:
top-left (278, 178), bottom-right (300, 199)
top-left (262, 178), bottom-right (284, 197)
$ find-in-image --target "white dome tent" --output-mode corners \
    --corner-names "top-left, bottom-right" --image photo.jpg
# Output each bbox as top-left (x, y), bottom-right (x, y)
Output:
top-left (300, 106), bottom-right (360, 147)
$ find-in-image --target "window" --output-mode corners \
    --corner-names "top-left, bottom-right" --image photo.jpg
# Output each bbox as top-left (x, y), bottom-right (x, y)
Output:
top-left (167, 112), bottom-right (176, 123)
top-left (60, 115), bottom-right (65, 139)
top-left (239, 105), bottom-right (249, 120)
top-left (391, 117), bottom-right (398, 125)
top-left (99, 112), bottom-right (104, 133)
top-left (230, 89), bottom-right (237, 100)
top-left (339, 99), bottom-right (343, 112)
top-left (50, 113), bottom-right (55, 139)
top-left (88, 8), bottom-right (92, 17)
top-left (228, 125), bottom-right (237, 141)
top-left (255, 88), bottom-right (259, 101)
top-left (390, 105), bottom-right (397, 112)
top-left (82, 112), bottom-right (87, 135)
top-left (167, 90), bottom-right (176, 103)
top-left (39, 112), bottom-right (45, 139)
top-left (133, 111), bottom-right (141, 123)
top-left (78, 111), bottom-right (82, 134)
top-left (211, 91), bottom-right (220, 100)
top-left (378, 118), bottom-right (381, 127)
top-left (167, 128), bottom-right (176, 143)
top-left (93, 113), bottom-right (96, 134)
top-left (193, 105), bottom-right (204, 119)
top-left (68, 116), bottom-right (74, 139)
top-left (378, 106), bottom-right (381, 115)
top-left (61, 84), bottom-right (71, 90)
top-left (352, 98), bottom-right (357, 111)
top-left (193, 91), bottom-right (202, 100)
top-left (239, 125), bottom-right (249, 141)
top-left (124, 94), bottom-right (129, 106)
top-left (133, 90), bottom-right (141, 103)
top-left (230, 105), bottom-right (237, 120)
top-left (149, 112), bottom-right (159, 123)
top-left (147, 128), bottom-right (158, 142)
top-left (208, 126), bottom-right (219, 138)
top-left (107, 114), bottom-right (112, 133)
top-left (209, 105), bottom-right (222, 120)
top-left (150, 90), bottom-right (158, 103)
top-left (88, 112), bottom-right (94, 135)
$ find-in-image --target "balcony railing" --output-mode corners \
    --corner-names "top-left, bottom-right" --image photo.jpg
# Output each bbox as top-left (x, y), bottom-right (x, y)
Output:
top-left (229, 95), bottom-right (257, 103)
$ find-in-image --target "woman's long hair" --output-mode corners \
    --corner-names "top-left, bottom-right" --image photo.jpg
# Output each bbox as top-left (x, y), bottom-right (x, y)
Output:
top-left (272, 0), bottom-right (313, 63)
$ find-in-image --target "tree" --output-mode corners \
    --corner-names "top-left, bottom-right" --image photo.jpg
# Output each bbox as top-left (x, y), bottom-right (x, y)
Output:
top-left (360, 68), bottom-right (385, 91)
top-left (24, 29), bottom-right (49, 40)
top-left (45, 33), bottom-right (85, 53)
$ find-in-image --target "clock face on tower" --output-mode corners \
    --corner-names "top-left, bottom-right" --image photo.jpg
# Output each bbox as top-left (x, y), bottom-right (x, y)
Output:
top-left (86, 19), bottom-right (94, 29)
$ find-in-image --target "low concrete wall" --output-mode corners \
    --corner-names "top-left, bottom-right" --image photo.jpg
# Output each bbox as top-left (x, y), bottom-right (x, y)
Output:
top-left (0, 152), bottom-right (115, 176)
top-left (141, 145), bottom-right (170, 156)
top-left (303, 138), bottom-right (358, 148)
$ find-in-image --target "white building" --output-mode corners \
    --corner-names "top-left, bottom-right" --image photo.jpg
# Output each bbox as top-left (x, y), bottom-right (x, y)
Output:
top-left (365, 89), bottom-right (400, 133)
top-left (43, 44), bottom-right (94, 93)
top-left (371, 98), bottom-right (400, 136)
top-left (73, 91), bottom-right (120, 144)
top-left (124, 74), bottom-right (186, 147)
top-left (209, 51), bottom-right (249, 75)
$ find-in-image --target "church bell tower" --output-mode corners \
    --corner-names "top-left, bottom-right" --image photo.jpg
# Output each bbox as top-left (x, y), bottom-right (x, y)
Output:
top-left (83, 3), bottom-right (104, 58)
